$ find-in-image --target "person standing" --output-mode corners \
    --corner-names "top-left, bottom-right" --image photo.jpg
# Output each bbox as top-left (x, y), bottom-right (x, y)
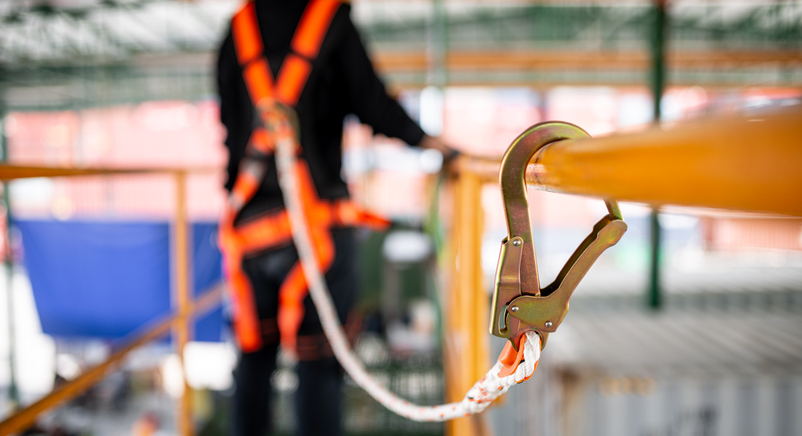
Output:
top-left (216, 1), bottom-right (456, 435)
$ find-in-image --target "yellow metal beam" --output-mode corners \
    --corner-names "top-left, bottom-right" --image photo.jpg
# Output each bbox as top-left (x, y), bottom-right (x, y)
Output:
top-left (373, 49), bottom-right (802, 73)
top-left (446, 171), bottom-right (491, 436)
top-left (526, 107), bottom-right (802, 217)
top-left (173, 172), bottom-right (194, 436)
top-left (0, 165), bottom-right (162, 179)
top-left (0, 165), bottom-right (216, 180)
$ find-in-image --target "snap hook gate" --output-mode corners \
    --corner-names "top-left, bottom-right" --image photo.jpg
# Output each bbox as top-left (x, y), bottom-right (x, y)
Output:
top-left (491, 122), bottom-right (628, 350)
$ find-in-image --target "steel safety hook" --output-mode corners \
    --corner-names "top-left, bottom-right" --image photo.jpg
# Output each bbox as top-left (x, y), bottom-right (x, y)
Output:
top-left (490, 122), bottom-right (628, 351)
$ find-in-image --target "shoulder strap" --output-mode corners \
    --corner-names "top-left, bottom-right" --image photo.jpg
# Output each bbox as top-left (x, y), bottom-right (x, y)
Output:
top-left (232, 2), bottom-right (274, 106)
top-left (292, 0), bottom-right (341, 60)
top-left (231, 0), bottom-right (341, 108)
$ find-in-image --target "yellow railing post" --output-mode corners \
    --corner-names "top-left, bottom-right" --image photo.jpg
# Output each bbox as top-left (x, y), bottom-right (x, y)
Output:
top-left (446, 169), bottom-right (491, 436)
top-left (173, 171), bottom-right (194, 436)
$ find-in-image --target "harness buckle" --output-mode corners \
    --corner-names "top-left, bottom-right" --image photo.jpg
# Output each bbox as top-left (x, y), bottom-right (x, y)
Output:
top-left (490, 122), bottom-right (628, 351)
top-left (257, 98), bottom-right (301, 145)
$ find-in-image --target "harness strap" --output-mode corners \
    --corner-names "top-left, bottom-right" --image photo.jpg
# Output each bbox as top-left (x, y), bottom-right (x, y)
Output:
top-left (232, 0), bottom-right (340, 107)
top-left (292, 0), bottom-right (341, 59)
top-left (235, 200), bottom-right (386, 256)
top-left (221, 0), bottom-right (388, 354)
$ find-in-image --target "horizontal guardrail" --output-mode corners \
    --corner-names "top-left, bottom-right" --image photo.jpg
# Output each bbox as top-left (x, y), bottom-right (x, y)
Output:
top-left (454, 106), bottom-right (802, 217)
top-left (0, 166), bottom-right (219, 436)
top-left (525, 106), bottom-right (802, 217)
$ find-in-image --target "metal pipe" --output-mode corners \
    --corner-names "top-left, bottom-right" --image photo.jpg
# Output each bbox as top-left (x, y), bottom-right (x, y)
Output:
top-left (648, 0), bottom-right (667, 311)
top-left (0, 114), bottom-right (19, 409)
top-left (172, 171), bottom-right (193, 436)
top-left (448, 171), bottom-right (488, 436)
top-left (525, 106), bottom-right (802, 217)
top-left (0, 165), bottom-right (216, 180)
top-left (428, 0), bottom-right (448, 88)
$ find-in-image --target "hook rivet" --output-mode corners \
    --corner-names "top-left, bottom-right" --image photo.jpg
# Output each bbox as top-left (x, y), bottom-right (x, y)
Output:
top-left (512, 239), bottom-right (522, 246)
top-left (545, 321), bottom-right (553, 328)
top-left (511, 306), bottom-right (519, 312)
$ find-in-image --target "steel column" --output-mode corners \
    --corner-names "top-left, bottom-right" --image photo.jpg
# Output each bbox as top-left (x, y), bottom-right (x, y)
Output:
top-left (428, 0), bottom-right (448, 88)
top-left (0, 108), bottom-right (19, 410)
top-left (649, 0), bottom-right (667, 310)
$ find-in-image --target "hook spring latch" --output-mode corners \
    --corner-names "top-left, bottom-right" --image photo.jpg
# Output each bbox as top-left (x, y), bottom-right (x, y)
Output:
top-left (490, 122), bottom-right (628, 351)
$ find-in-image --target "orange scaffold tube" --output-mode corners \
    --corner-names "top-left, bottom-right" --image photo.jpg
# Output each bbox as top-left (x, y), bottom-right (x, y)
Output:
top-left (526, 106), bottom-right (802, 217)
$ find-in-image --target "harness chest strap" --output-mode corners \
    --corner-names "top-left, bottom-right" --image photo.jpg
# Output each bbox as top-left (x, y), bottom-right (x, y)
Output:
top-left (234, 200), bottom-right (386, 256)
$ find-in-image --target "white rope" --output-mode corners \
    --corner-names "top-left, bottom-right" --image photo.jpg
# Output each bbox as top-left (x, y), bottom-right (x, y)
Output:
top-left (275, 134), bottom-right (540, 422)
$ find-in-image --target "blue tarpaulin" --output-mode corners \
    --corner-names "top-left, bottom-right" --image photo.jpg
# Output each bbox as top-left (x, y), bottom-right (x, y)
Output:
top-left (17, 219), bottom-right (225, 342)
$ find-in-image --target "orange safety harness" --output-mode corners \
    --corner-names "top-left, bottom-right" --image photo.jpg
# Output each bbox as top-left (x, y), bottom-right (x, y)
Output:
top-left (219, 0), bottom-right (388, 354)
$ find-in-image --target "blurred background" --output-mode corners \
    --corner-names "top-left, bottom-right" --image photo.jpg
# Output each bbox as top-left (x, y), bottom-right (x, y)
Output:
top-left (0, 0), bottom-right (800, 435)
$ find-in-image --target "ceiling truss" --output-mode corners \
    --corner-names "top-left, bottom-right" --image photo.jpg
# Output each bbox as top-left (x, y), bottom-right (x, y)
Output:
top-left (0, 1), bottom-right (800, 111)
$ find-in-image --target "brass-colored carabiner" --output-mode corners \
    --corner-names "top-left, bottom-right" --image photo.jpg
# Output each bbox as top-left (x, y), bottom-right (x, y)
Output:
top-left (490, 122), bottom-right (627, 350)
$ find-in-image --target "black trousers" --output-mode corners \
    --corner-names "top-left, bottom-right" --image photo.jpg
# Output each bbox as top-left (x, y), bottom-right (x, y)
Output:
top-left (232, 228), bottom-right (357, 436)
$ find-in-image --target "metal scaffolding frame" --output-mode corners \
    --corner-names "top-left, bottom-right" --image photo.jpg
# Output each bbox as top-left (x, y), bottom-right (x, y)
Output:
top-left (0, 2), bottom-right (800, 435)
top-left (0, 0), bottom-right (800, 111)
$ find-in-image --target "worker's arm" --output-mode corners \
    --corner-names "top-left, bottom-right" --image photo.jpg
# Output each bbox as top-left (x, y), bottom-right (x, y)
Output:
top-left (216, 30), bottom-right (253, 192)
top-left (334, 7), bottom-right (426, 147)
top-left (333, 12), bottom-right (461, 163)
top-left (419, 135), bottom-right (461, 163)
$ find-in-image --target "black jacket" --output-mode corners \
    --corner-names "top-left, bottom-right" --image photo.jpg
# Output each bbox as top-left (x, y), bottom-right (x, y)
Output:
top-left (216, 0), bottom-right (425, 223)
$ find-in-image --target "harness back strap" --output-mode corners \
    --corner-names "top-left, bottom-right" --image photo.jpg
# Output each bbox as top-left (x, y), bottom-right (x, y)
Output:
top-left (232, 0), bottom-right (338, 108)
top-left (220, 0), bottom-right (388, 354)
